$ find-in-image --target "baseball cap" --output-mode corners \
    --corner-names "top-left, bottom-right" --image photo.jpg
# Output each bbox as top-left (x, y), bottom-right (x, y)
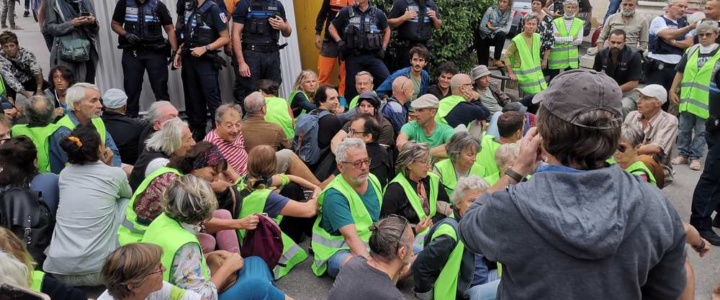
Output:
top-left (532, 70), bottom-right (622, 127)
top-left (502, 102), bottom-right (528, 114)
top-left (102, 88), bottom-right (128, 109)
top-left (470, 65), bottom-right (491, 81)
top-left (634, 84), bottom-right (667, 105)
top-left (411, 94), bottom-right (440, 109)
top-left (357, 91), bottom-right (380, 109)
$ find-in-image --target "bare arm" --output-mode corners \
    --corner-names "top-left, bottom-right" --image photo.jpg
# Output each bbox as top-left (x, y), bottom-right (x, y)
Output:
top-left (111, 20), bottom-right (124, 35)
top-left (637, 144), bottom-right (662, 155)
top-left (339, 224), bottom-right (370, 258)
top-left (164, 24), bottom-right (178, 52)
top-left (657, 24), bottom-right (694, 41)
top-left (329, 23), bottom-right (342, 42)
top-left (430, 144), bottom-right (447, 159)
top-left (279, 198), bottom-right (319, 218)
top-left (396, 131), bottom-right (409, 150)
top-left (331, 130), bottom-right (348, 154)
top-left (382, 26), bottom-right (391, 49)
top-left (669, 72), bottom-right (683, 104)
top-left (232, 22), bottom-right (245, 64)
top-left (619, 80), bottom-right (639, 93)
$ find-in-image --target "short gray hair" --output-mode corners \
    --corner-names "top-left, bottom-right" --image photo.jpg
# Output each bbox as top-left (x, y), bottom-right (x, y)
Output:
top-left (495, 143), bottom-right (519, 171)
top-left (446, 132), bottom-right (480, 163)
top-left (0, 251), bottom-right (29, 287)
top-left (450, 176), bottom-right (489, 206)
top-left (65, 82), bottom-right (98, 112)
top-left (523, 13), bottom-right (540, 24)
top-left (355, 71), bottom-right (374, 82)
top-left (620, 124), bottom-right (645, 147)
top-left (564, 0), bottom-right (579, 6)
top-left (395, 142), bottom-right (430, 176)
top-left (243, 92), bottom-right (266, 116)
top-left (163, 175), bottom-right (217, 224)
top-left (336, 138), bottom-right (366, 164)
top-left (24, 95), bottom-right (55, 126)
top-left (145, 117), bottom-right (188, 155)
top-left (697, 20), bottom-right (720, 34)
top-left (215, 103), bottom-right (243, 123)
top-left (145, 101), bottom-right (175, 123)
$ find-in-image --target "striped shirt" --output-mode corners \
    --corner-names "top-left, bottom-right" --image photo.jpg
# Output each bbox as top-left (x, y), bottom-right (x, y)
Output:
top-left (203, 130), bottom-right (248, 175)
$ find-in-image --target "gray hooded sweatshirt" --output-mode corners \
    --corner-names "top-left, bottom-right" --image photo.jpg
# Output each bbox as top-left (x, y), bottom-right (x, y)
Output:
top-left (459, 165), bottom-right (686, 300)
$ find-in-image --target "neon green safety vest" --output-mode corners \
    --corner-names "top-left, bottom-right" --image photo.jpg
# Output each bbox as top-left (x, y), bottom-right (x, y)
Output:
top-left (548, 18), bottom-right (582, 70)
top-left (678, 46), bottom-right (718, 119)
top-left (0, 74), bottom-right (5, 96)
top-left (429, 221), bottom-right (464, 300)
top-left (434, 158), bottom-right (495, 196)
top-left (511, 33), bottom-right (548, 95)
top-left (30, 270), bottom-right (44, 292)
top-left (118, 167), bottom-right (182, 246)
top-left (11, 124), bottom-right (62, 173)
top-left (475, 135), bottom-right (502, 182)
top-left (236, 188), bottom-right (308, 279)
top-left (311, 174), bottom-right (383, 276)
top-left (56, 114), bottom-right (107, 143)
top-left (625, 160), bottom-right (657, 187)
top-left (142, 213), bottom-right (210, 282)
top-left (348, 95), bottom-right (361, 110)
top-left (435, 95), bottom-right (465, 126)
top-left (388, 172), bottom-right (439, 249)
top-left (265, 96), bottom-right (296, 139)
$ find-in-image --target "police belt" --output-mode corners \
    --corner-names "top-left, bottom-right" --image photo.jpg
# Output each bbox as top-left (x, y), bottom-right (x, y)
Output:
top-left (243, 43), bottom-right (279, 52)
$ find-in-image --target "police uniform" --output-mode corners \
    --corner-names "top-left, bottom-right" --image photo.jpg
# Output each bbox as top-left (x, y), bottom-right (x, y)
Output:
top-left (112, 0), bottom-right (174, 118)
top-left (316, 0), bottom-right (355, 96)
top-left (387, 0), bottom-right (439, 69)
top-left (232, 0), bottom-right (287, 104)
top-left (647, 15), bottom-right (689, 111)
top-left (177, 0), bottom-right (227, 140)
top-left (332, 4), bottom-right (391, 101)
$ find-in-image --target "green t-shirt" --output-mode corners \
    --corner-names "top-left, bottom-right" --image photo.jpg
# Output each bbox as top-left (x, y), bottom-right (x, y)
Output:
top-left (400, 121), bottom-right (455, 148)
top-left (411, 76), bottom-right (421, 100)
top-left (320, 185), bottom-right (380, 235)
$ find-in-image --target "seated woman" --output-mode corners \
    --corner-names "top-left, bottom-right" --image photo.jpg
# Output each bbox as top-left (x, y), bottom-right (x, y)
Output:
top-left (0, 227), bottom-right (87, 299)
top-left (614, 124), bottom-right (657, 186)
top-left (495, 143), bottom-right (519, 176)
top-left (43, 65), bottom-right (75, 120)
top-left (290, 70), bottom-right (319, 117)
top-left (142, 175), bottom-right (290, 300)
top-left (434, 132), bottom-right (498, 195)
top-left (44, 123), bottom-right (132, 287)
top-left (382, 142), bottom-right (451, 251)
top-left (119, 142), bottom-right (252, 255)
top-left (98, 243), bottom-right (202, 300)
top-left (237, 145), bottom-right (320, 279)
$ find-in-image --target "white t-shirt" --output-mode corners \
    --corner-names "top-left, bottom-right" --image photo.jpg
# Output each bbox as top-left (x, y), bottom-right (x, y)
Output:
top-left (648, 16), bottom-right (686, 64)
top-left (97, 282), bottom-right (203, 300)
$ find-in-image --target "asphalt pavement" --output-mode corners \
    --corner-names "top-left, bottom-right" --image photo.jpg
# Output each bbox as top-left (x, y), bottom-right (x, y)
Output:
top-left (13, 14), bottom-right (718, 300)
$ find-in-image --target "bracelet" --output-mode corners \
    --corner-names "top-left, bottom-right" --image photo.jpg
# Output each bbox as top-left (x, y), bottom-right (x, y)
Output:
top-left (693, 239), bottom-right (706, 251)
top-left (205, 45), bottom-right (210, 51)
top-left (504, 168), bottom-right (524, 183)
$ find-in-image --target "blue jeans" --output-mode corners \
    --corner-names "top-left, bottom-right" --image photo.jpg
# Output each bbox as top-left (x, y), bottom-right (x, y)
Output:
top-left (219, 256), bottom-right (285, 300)
top-left (604, 0), bottom-right (621, 22)
top-left (467, 269), bottom-right (500, 300)
top-left (677, 112), bottom-right (707, 160)
top-left (327, 250), bottom-right (351, 279)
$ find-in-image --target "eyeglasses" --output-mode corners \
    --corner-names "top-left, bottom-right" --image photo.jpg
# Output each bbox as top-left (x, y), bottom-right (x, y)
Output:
top-left (389, 214), bottom-right (409, 248)
top-left (342, 158), bottom-right (372, 168)
top-left (146, 266), bottom-right (164, 277)
top-left (698, 33), bottom-right (715, 38)
top-left (348, 129), bottom-right (366, 135)
top-left (414, 157), bottom-right (434, 166)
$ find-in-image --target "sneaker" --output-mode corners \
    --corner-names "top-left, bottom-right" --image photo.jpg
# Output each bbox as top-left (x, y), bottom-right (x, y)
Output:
top-left (23, 10), bottom-right (28, 17)
top-left (689, 159), bottom-right (702, 171)
top-left (699, 230), bottom-right (720, 246)
top-left (671, 156), bottom-right (688, 165)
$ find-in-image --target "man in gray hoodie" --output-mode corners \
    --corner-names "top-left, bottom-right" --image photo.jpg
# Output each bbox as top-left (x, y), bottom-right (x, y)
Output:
top-left (459, 69), bottom-right (687, 299)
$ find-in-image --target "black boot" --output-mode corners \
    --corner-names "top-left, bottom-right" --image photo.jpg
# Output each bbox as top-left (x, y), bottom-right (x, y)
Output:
top-left (713, 214), bottom-right (720, 229)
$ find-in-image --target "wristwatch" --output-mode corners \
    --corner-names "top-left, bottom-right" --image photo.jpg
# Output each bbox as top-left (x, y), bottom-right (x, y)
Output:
top-left (205, 45), bottom-right (210, 51)
top-left (504, 168), bottom-right (524, 183)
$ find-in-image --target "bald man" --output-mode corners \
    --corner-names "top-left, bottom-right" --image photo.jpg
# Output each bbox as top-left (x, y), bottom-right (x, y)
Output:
top-left (382, 76), bottom-right (414, 134)
top-left (435, 73), bottom-right (491, 128)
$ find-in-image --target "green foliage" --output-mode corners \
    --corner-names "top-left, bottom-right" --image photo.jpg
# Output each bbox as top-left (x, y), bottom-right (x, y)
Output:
top-left (377, 0), bottom-right (495, 74)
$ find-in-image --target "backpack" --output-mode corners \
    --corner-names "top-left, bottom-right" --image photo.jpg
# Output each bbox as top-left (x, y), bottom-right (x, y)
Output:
top-left (240, 213), bottom-right (283, 270)
top-left (0, 188), bottom-right (55, 268)
top-left (293, 109), bottom-right (331, 165)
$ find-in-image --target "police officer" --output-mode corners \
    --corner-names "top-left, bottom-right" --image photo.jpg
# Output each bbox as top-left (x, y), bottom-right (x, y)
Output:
top-left (387, 0), bottom-right (442, 70)
top-left (316, 0), bottom-right (355, 97)
top-left (329, 0), bottom-right (391, 101)
top-left (111, 0), bottom-right (177, 118)
top-left (646, 0), bottom-right (695, 111)
top-left (173, 0), bottom-right (230, 141)
top-left (232, 0), bottom-right (292, 105)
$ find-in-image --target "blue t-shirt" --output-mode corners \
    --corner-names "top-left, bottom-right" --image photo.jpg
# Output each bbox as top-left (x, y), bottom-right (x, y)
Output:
top-left (264, 192), bottom-right (290, 218)
top-left (320, 184), bottom-right (380, 235)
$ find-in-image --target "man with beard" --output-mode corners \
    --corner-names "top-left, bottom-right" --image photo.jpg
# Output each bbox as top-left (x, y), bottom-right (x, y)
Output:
top-left (376, 45), bottom-right (430, 100)
top-left (595, 0), bottom-right (648, 52)
top-left (593, 29), bottom-right (643, 116)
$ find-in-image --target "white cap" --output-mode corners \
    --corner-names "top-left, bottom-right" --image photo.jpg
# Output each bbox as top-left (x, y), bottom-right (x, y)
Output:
top-left (102, 88), bottom-right (128, 109)
top-left (634, 84), bottom-right (667, 105)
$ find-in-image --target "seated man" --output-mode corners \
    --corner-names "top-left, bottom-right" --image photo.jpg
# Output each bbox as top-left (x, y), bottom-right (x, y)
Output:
top-left (477, 111), bottom-right (525, 179)
top-left (594, 0), bottom-right (648, 53)
top-left (328, 215), bottom-right (412, 299)
top-left (427, 61), bottom-right (459, 101)
top-left (100, 88), bottom-right (147, 166)
top-left (11, 95), bottom-right (63, 173)
top-left (623, 84), bottom-right (678, 185)
top-left (203, 103), bottom-right (248, 176)
top-left (436, 73), bottom-right (491, 128)
top-left (241, 92), bottom-right (322, 186)
top-left (137, 101), bottom-right (179, 156)
top-left (257, 79), bottom-right (295, 140)
top-left (593, 29), bottom-right (643, 116)
top-left (487, 102), bottom-right (535, 139)
top-left (312, 138), bottom-right (384, 278)
top-left (381, 76), bottom-right (414, 135)
top-left (470, 65), bottom-right (512, 115)
top-left (331, 92), bottom-right (396, 150)
top-left (54, 83), bottom-right (122, 172)
top-left (375, 45), bottom-right (431, 99)
top-left (396, 94), bottom-right (455, 158)
top-left (0, 31), bottom-right (47, 104)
